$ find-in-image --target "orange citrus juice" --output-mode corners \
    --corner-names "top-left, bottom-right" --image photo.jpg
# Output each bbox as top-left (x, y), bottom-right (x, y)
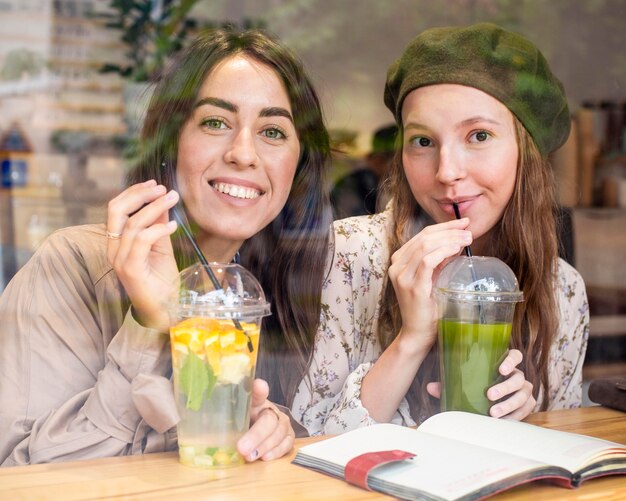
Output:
top-left (170, 317), bottom-right (260, 468)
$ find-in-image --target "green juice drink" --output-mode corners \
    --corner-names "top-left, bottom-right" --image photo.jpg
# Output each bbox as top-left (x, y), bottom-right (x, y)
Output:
top-left (435, 256), bottom-right (523, 416)
top-left (439, 320), bottom-right (512, 414)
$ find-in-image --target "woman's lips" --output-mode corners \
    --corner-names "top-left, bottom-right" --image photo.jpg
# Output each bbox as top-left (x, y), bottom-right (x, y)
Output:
top-left (438, 197), bottom-right (477, 217)
top-left (208, 177), bottom-right (264, 203)
top-left (211, 181), bottom-right (261, 199)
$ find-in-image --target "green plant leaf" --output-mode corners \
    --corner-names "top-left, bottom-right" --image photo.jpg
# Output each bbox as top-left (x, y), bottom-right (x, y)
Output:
top-left (179, 351), bottom-right (210, 411)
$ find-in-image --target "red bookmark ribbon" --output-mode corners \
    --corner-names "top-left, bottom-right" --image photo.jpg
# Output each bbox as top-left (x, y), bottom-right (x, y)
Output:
top-left (344, 449), bottom-right (415, 490)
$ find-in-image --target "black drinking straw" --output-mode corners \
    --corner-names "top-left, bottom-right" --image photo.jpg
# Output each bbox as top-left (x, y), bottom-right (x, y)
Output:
top-left (452, 202), bottom-right (472, 258)
top-left (171, 206), bottom-right (253, 351)
top-left (453, 202), bottom-right (484, 321)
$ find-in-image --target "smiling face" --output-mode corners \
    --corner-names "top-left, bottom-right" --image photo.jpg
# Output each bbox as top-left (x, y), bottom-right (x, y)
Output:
top-left (401, 84), bottom-right (518, 251)
top-left (176, 54), bottom-right (300, 261)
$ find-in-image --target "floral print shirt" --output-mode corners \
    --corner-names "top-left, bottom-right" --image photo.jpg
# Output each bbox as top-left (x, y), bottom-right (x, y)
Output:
top-left (291, 209), bottom-right (590, 436)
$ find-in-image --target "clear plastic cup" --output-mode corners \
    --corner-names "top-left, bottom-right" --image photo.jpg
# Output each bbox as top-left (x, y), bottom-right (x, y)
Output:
top-left (169, 263), bottom-right (271, 468)
top-left (434, 256), bottom-right (523, 415)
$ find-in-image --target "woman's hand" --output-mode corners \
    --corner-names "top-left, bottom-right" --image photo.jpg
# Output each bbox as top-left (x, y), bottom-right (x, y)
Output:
top-left (485, 349), bottom-right (536, 420)
top-left (237, 379), bottom-right (295, 461)
top-left (106, 179), bottom-right (180, 332)
top-left (361, 218), bottom-right (472, 423)
top-left (388, 218), bottom-right (472, 353)
top-left (426, 349), bottom-right (536, 421)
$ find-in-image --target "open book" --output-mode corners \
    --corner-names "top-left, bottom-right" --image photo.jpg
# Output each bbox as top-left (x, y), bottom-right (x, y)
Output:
top-left (293, 411), bottom-right (626, 501)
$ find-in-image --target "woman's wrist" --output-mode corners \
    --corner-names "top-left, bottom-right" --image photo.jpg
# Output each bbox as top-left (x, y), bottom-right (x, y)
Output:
top-left (393, 327), bottom-right (435, 363)
top-left (130, 306), bottom-right (169, 333)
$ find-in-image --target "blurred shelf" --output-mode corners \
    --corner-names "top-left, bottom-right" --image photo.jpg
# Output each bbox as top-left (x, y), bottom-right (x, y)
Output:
top-left (63, 81), bottom-right (123, 92)
top-left (590, 315), bottom-right (626, 337)
top-left (584, 362), bottom-right (626, 381)
top-left (51, 102), bottom-right (124, 113)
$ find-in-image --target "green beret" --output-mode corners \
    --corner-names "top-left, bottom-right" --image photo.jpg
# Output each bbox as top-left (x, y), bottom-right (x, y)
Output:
top-left (384, 22), bottom-right (571, 155)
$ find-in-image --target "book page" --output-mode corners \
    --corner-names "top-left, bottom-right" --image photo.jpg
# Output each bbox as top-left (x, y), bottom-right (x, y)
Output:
top-left (295, 424), bottom-right (560, 501)
top-left (419, 412), bottom-right (625, 473)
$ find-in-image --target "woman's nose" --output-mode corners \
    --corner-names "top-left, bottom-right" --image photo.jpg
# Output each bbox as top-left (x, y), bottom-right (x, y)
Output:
top-left (224, 129), bottom-right (259, 168)
top-left (435, 146), bottom-right (466, 184)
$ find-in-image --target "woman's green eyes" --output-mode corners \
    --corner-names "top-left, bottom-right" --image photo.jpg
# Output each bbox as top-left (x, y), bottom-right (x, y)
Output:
top-left (200, 118), bottom-right (287, 140)
top-left (202, 117), bottom-right (227, 129)
top-left (261, 127), bottom-right (287, 140)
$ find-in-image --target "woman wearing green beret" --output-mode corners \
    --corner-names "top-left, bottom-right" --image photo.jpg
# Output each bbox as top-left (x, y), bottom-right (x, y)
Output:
top-left (292, 23), bottom-right (588, 434)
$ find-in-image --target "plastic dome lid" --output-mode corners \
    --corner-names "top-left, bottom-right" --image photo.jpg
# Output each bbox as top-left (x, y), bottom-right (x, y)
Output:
top-left (173, 263), bottom-right (271, 319)
top-left (434, 256), bottom-right (523, 303)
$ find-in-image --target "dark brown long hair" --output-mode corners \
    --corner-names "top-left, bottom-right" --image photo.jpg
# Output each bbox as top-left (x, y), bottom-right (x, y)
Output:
top-left (377, 117), bottom-right (558, 421)
top-left (127, 28), bottom-right (332, 408)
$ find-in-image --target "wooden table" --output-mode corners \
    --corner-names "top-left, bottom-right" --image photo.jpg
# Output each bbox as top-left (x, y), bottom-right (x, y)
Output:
top-left (2, 406), bottom-right (625, 500)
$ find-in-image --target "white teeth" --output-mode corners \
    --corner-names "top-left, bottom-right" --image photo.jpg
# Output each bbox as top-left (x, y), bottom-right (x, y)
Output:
top-left (212, 182), bottom-right (260, 199)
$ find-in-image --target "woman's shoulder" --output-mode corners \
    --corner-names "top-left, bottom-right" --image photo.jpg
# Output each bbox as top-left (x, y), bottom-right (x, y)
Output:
top-left (42, 223), bottom-right (107, 255)
top-left (332, 209), bottom-right (392, 248)
top-left (327, 210), bottom-right (392, 282)
top-left (555, 257), bottom-right (586, 296)
top-left (35, 223), bottom-right (112, 281)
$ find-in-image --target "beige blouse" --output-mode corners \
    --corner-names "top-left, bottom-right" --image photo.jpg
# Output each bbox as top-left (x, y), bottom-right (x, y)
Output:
top-left (0, 224), bottom-right (306, 466)
top-left (0, 225), bottom-right (181, 465)
top-left (291, 209), bottom-right (590, 436)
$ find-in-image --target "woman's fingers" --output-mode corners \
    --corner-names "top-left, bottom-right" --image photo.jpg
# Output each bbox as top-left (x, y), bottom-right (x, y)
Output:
top-left (237, 379), bottom-right (295, 462)
top-left (498, 349), bottom-right (523, 377)
top-left (426, 382), bottom-right (441, 399)
top-left (488, 370), bottom-right (534, 418)
top-left (249, 407), bottom-right (294, 461)
top-left (110, 190), bottom-right (179, 268)
top-left (502, 389), bottom-right (537, 421)
top-left (487, 366), bottom-right (524, 401)
top-left (491, 380), bottom-right (536, 420)
top-left (105, 181), bottom-right (181, 331)
top-left (391, 218), bottom-right (471, 268)
top-left (107, 180), bottom-right (162, 232)
top-left (248, 379), bottom-right (270, 419)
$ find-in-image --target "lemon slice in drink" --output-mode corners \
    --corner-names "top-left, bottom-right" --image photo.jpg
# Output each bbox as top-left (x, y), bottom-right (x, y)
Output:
top-left (218, 353), bottom-right (250, 384)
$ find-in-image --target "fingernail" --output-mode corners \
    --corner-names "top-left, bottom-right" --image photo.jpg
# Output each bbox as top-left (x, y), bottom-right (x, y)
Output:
top-left (262, 451), bottom-right (273, 461)
top-left (165, 190), bottom-right (178, 200)
top-left (500, 363), bottom-right (511, 374)
top-left (238, 439), bottom-right (252, 455)
top-left (490, 388), bottom-right (501, 400)
top-left (491, 405), bottom-right (502, 417)
top-left (247, 449), bottom-right (259, 461)
top-left (144, 179), bottom-right (157, 186)
top-left (462, 234), bottom-right (472, 244)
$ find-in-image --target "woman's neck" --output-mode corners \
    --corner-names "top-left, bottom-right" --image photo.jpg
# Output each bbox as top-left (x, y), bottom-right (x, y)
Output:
top-left (470, 229), bottom-right (493, 257)
top-left (197, 234), bottom-right (243, 263)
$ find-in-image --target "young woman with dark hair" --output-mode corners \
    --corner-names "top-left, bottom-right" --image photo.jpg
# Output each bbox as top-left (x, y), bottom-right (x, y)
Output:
top-left (0, 28), bottom-right (331, 465)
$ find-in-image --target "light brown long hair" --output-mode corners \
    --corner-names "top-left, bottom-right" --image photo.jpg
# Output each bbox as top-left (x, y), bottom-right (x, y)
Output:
top-left (127, 28), bottom-right (332, 408)
top-left (377, 117), bottom-right (558, 421)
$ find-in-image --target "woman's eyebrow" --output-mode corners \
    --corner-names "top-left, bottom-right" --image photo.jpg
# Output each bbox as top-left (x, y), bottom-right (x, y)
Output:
top-left (458, 116), bottom-right (501, 127)
top-left (193, 99), bottom-right (293, 123)
top-left (194, 97), bottom-right (236, 112)
top-left (260, 106), bottom-right (294, 123)
top-left (403, 121), bottom-right (429, 132)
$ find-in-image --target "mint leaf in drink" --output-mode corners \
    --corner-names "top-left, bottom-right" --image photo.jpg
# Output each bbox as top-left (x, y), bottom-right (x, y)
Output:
top-left (205, 359), bottom-right (217, 400)
top-left (179, 351), bottom-right (209, 411)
